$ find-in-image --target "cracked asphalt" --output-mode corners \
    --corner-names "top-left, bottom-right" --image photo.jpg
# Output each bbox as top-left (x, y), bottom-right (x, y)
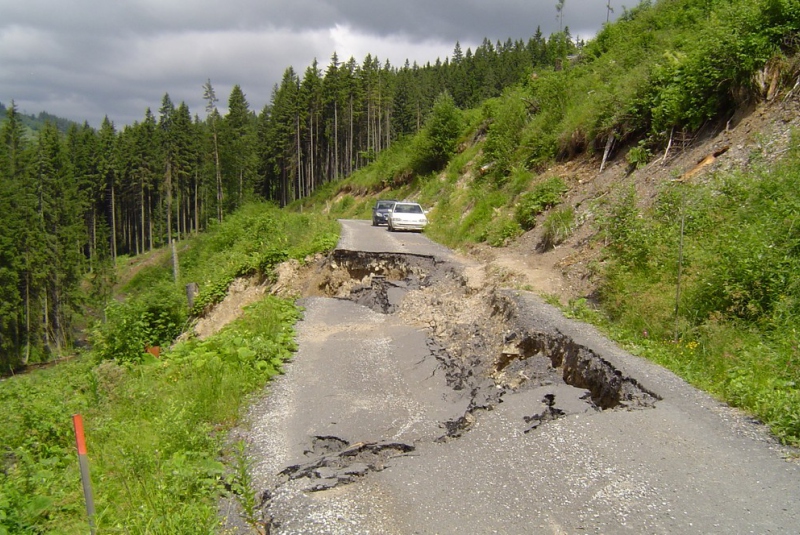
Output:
top-left (225, 220), bottom-right (800, 534)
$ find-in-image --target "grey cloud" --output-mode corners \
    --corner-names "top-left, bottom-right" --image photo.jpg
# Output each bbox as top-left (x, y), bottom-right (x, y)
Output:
top-left (0, 0), bottom-right (617, 127)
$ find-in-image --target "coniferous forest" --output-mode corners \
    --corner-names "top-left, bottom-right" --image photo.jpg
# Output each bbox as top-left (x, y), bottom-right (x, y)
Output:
top-left (0, 29), bottom-right (577, 370)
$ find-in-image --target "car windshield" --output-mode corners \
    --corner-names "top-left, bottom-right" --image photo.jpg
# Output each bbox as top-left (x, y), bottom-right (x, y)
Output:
top-left (376, 201), bottom-right (395, 210)
top-left (394, 203), bottom-right (423, 214)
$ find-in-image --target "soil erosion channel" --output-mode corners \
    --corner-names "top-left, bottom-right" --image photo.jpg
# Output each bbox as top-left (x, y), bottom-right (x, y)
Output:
top-left (225, 220), bottom-right (800, 534)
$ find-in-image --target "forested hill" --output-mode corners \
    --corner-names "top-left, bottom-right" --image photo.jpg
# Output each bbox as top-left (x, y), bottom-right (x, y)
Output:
top-left (0, 0), bottom-right (798, 374)
top-left (0, 22), bottom-right (578, 369)
top-left (0, 101), bottom-right (79, 135)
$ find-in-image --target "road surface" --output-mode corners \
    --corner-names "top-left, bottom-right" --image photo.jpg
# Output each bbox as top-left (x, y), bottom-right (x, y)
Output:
top-left (231, 219), bottom-right (800, 534)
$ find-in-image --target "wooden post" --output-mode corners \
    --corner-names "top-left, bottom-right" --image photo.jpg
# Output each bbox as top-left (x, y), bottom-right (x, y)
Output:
top-left (186, 282), bottom-right (199, 310)
top-left (171, 239), bottom-right (179, 283)
top-left (72, 414), bottom-right (96, 535)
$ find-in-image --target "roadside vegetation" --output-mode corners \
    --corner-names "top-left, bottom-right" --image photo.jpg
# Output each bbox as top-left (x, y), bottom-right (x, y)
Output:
top-left (585, 138), bottom-right (800, 445)
top-left (3, 0), bottom-right (800, 531)
top-left (0, 205), bottom-right (337, 532)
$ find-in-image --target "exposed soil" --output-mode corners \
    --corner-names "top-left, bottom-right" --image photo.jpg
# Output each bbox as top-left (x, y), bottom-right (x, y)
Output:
top-left (470, 94), bottom-right (800, 305)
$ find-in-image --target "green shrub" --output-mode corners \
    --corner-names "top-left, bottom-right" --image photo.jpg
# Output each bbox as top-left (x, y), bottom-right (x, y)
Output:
top-left (486, 215), bottom-right (523, 247)
top-left (482, 88), bottom-right (529, 182)
top-left (599, 186), bottom-right (653, 269)
top-left (541, 206), bottom-right (576, 249)
top-left (591, 137), bottom-right (800, 444)
top-left (0, 295), bottom-right (302, 533)
top-left (626, 141), bottom-right (652, 170)
top-left (412, 92), bottom-right (463, 174)
top-left (330, 194), bottom-right (355, 214)
top-left (514, 176), bottom-right (568, 230)
top-left (90, 283), bottom-right (186, 363)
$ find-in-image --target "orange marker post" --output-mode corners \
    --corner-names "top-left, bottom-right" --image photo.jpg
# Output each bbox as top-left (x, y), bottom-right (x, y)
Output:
top-left (72, 414), bottom-right (97, 534)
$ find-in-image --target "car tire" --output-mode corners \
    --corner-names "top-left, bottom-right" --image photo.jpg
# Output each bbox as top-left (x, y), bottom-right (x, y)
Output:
top-left (388, 222), bottom-right (394, 232)
top-left (372, 219), bottom-right (377, 226)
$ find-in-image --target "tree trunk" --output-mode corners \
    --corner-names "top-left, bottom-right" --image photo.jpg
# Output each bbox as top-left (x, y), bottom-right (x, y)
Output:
top-left (194, 169), bottom-right (199, 235)
top-left (141, 177), bottom-right (146, 251)
top-left (111, 182), bottom-right (117, 260)
top-left (213, 130), bottom-right (223, 222)
top-left (165, 161), bottom-right (173, 244)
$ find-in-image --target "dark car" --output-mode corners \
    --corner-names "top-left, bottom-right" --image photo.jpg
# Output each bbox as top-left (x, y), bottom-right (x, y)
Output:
top-left (372, 200), bottom-right (397, 226)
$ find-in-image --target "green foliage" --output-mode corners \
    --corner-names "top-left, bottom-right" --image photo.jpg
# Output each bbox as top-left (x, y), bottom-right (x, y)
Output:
top-left (175, 202), bottom-right (337, 315)
top-left (90, 282), bottom-right (186, 363)
top-left (486, 215), bottom-right (523, 247)
top-left (598, 186), bottom-right (653, 270)
top-left (0, 360), bottom-right (93, 533)
top-left (482, 88), bottom-right (529, 181)
top-left (82, 201), bottom-right (335, 369)
top-left (412, 92), bottom-right (463, 174)
top-left (1, 293), bottom-right (300, 533)
top-left (626, 141), bottom-right (652, 170)
top-left (330, 194), bottom-right (356, 215)
top-left (514, 176), bottom-right (568, 230)
top-left (594, 136), bottom-right (800, 444)
top-left (541, 206), bottom-right (576, 249)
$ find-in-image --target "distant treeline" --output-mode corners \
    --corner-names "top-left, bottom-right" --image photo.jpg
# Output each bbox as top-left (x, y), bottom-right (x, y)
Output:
top-left (0, 101), bottom-right (78, 135)
top-left (0, 26), bottom-right (577, 369)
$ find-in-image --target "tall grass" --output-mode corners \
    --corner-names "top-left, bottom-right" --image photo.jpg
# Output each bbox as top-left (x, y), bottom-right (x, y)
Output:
top-left (1, 202), bottom-right (335, 532)
top-left (595, 134), bottom-right (800, 445)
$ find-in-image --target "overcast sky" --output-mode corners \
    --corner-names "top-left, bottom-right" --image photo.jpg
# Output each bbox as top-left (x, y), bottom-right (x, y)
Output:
top-left (0, 0), bottom-right (620, 128)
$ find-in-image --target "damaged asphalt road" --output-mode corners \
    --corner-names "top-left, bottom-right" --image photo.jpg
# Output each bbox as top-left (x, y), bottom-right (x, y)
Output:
top-left (224, 219), bottom-right (800, 534)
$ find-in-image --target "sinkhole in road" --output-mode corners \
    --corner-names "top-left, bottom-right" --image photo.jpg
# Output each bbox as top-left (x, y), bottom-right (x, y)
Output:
top-left (313, 249), bottom-right (660, 420)
top-left (253, 248), bottom-right (662, 516)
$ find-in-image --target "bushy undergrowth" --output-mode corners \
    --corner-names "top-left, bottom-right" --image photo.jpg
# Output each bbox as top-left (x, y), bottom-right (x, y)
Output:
top-left (1, 201), bottom-right (336, 533)
top-left (596, 135), bottom-right (800, 444)
top-left (88, 203), bottom-right (338, 363)
top-left (180, 203), bottom-right (338, 317)
top-left (411, 92), bottom-right (463, 174)
top-left (90, 282), bottom-right (187, 362)
top-left (541, 206), bottom-right (576, 249)
top-left (514, 176), bottom-right (568, 231)
top-left (0, 297), bottom-right (300, 533)
top-left (510, 0), bottom-right (800, 163)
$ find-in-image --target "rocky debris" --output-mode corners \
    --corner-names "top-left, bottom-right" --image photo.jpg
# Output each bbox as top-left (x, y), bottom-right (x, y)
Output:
top-left (253, 248), bottom-right (661, 529)
top-left (277, 440), bottom-right (415, 492)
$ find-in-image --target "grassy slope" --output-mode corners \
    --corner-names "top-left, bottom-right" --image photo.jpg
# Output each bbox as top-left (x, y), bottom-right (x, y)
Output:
top-left (0, 204), bottom-right (338, 533)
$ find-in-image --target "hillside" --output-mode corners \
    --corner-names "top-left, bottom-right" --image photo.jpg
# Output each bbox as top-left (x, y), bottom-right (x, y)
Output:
top-left (186, 0), bottom-right (800, 448)
top-left (298, 60), bottom-right (800, 447)
top-left (2, 0), bottom-right (800, 531)
top-left (0, 100), bottom-right (80, 135)
top-left (483, 93), bottom-right (800, 303)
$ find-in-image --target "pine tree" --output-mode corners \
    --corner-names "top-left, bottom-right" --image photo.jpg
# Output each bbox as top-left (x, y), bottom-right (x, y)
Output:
top-left (32, 122), bottom-right (83, 355)
top-left (203, 79), bottom-right (224, 222)
top-left (158, 94), bottom-right (177, 244)
top-left (0, 102), bottom-right (28, 367)
top-left (97, 117), bottom-right (119, 260)
top-left (222, 85), bottom-right (256, 210)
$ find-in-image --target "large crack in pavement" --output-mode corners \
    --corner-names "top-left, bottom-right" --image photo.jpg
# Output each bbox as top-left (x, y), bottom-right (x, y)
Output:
top-left (252, 250), bottom-right (660, 530)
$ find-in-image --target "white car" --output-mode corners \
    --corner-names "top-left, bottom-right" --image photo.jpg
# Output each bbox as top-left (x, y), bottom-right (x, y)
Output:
top-left (387, 202), bottom-right (427, 232)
